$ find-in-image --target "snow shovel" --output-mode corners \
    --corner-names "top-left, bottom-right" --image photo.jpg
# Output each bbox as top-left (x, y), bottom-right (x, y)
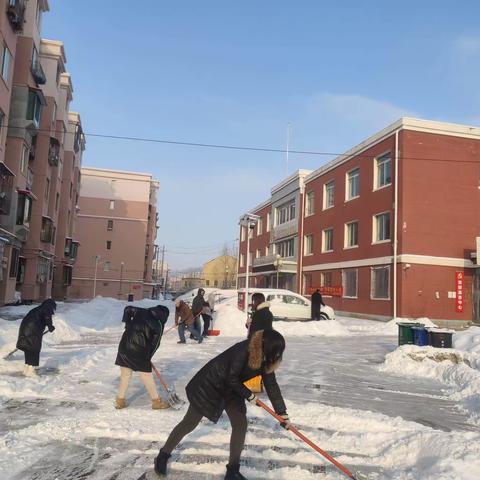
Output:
top-left (256, 399), bottom-right (369, 480)
top-left (207, 314), bottom-right (220, 336)
top-left (151, 362), bottom-right (185, 408)
top-left (3, 330), bottom-right (49, 361)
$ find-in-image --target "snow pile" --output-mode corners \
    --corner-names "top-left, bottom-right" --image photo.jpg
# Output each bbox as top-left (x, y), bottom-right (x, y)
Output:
top-left (380, 317), bottom-right (438, 335)
top-left (212, 297), bottom-right (247, 337)
top-left (454, 326), bottom-right (480, 358)
top-left (380, 344), bottom-right (480, 424)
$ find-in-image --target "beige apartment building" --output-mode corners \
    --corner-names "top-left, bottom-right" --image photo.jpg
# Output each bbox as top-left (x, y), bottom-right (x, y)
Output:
top-left (0, 0), bottom-right (85, 304)
top-left (71, 168), bottom-right (160, 301)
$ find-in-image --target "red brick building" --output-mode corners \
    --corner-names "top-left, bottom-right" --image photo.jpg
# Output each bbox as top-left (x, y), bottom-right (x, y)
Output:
top-left (238, 118), bottom-right (480, 326)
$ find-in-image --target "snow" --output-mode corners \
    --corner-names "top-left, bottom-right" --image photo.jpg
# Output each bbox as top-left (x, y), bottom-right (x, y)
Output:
top-left (1, 296), bottom-right (480, 479)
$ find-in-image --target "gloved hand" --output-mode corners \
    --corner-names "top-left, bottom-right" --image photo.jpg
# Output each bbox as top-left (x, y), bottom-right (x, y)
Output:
top-left (48, 325), bottom-right (56, 333)
top-left (279, 413), bottom-right (291, 430)
top-left (247, 393), bottom-right (256, 403)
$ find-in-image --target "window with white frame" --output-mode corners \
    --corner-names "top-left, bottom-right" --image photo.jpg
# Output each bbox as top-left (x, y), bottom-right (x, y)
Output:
top-left (342, 269), bottom-right (358, 298)
top-left (240, 226), bottom-right (246, 242)
top-left (345, 221), bottom-right (359, 248)
top-left (275, 238), bottom-right (294, 258)
top-left (276, 201), bottom-right (295, 225)
top-left (265, 246), bottom-right (269, 256)
top-left (305, 191), bottom-right (315, 216)
top-left (257, 218), bottom-right (263, 236)
top-left (109, 200), bottom-right (115, 210)
top-left (240, 253), bottom-right (244, 267)
top-left (375, 153), bottom-right (392, 189)
top-left (266, 212), bottom-right (271, 232)
top-left (20, 144), bottom-right (29, 173)
top-left (248, 225), bottom-right (253, 239)
top-left (1, 44), bottom-right (12, 83)
top-left (323, 181), bottom-right (335, 209)
top-left (346, 168), bottom-right (360, 200)
top-left (304, 234), bottom-right (313, 255)
top-left (322, 228), bottom-right (333, 252)
top-left (256, 249), bottom-right (261, 259)
top-left (373, 212), bottom-right (390, 242)
top-left (371, 266), bottom-right (390, 299)
top-left (321, 271), bottom-right (332, 287)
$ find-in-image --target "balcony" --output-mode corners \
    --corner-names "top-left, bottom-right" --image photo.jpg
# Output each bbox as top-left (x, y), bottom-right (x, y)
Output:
top-left (48, 137), bottom-right (60, 167)
top-left (0, 162), bottom-right (15, 216)
top-left (31, 59), bottom-right (46, 85)
top-left (40, 216), bottom-right (54, 243)
top-left (270, 219), bottom-right (297, 243)
top-left (252, 254), bottom-right (297, 273)
top-left (6, 0), bottom-right (26, 32)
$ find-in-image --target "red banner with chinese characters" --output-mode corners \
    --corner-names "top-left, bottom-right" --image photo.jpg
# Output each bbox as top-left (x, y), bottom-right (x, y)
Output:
top-left (455, 271), bottom-right (464, 313)
top-left (307, 286), bottom-right (343, 297)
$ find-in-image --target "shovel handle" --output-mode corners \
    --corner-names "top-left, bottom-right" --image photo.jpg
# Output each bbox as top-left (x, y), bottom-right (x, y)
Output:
top-left (255, 399), bottom-right (356, 480)
top-left (151, 362), bottom-right (170, 390)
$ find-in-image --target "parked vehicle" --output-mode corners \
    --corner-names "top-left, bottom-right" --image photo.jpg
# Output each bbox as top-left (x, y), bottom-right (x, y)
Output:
top-left (237, 288), bottom-right (335, 321)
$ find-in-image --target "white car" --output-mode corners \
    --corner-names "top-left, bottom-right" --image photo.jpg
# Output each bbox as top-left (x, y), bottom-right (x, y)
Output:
top-left (238, 288), bottom-right (335, 321)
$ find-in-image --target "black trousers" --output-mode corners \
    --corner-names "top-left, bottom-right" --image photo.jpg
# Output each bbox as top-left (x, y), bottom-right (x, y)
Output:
top-left (24, 350), bottom-right (40, 367)
top-left (162, 402), bottom-right (247, 465)
top-left (201, 314), bottom-right (211, 336)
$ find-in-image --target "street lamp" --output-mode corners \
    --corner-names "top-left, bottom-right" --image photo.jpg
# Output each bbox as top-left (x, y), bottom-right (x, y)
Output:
top-left (225, 264), bottom-right (229, 288)
top-left (239, 213), bottom-right (260, 323)
top-left (274, 254), bottom-right (283, 289)
top-left (93, 255), bottom-right (101, 298)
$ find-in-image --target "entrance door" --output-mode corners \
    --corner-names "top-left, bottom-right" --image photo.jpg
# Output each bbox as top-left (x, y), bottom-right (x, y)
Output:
top-left (474, 269), bottom-right (480, 324)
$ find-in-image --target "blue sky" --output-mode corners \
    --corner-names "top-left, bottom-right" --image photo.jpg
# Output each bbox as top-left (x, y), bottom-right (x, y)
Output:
top-left (44, 1), bottom-right (480, 270)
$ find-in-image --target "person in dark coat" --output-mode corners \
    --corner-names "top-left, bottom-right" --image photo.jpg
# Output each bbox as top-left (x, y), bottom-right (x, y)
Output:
top-left (154, 329), bottom-right (290, 480)
top-left (175, 299), bottom-right (202, 343)
top-left (115, 305), bottom-right (170, 410)
top-left (247, 292), bottom-right (273, 338)
top-left (311, 289), bottom-right (325, 320)
top-left (16, 298), bottom-right (56, 377)
top-left (191, 288), bottom-right (211, 337)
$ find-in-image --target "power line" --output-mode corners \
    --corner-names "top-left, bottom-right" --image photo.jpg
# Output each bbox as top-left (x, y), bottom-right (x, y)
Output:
top-left (2, 124), bottom-right (480, 164)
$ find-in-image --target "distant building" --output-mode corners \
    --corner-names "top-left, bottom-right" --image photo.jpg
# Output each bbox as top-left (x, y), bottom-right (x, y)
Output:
top-left (71, 167), bottom-right (159, 300)
top-left (203, 254), bottom-right (237, 288)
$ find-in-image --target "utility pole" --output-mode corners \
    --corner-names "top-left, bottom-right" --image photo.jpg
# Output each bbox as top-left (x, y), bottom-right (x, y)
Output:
top-left (160, 245), bottom-right (165, 291)
top-left (119, 261), bottom-right (124, 299)
top-left (93, 255), bottom-right (100, 298)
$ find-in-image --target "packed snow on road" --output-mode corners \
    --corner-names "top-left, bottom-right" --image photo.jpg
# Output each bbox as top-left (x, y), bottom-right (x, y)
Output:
top-left (1, 295), bottom-right (480, 479)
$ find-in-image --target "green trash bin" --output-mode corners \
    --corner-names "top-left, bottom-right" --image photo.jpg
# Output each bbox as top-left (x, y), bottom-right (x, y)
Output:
top-left (397, 322), bottom-right (422, 346)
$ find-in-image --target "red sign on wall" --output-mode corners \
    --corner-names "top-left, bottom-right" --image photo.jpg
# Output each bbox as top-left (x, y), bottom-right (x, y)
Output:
top-left (307, 286), bottom-right (343, 297)
top-left (455, 271), bottom-right (464, 313)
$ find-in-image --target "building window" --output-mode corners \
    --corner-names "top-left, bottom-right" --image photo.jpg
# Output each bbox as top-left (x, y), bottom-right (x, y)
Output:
top-left (321, 271), bottom-right (332, 287)
top-left (1, 44), bottom-right (12, 83)
top-left (265, 246), bottom-right (269, 256)
top-left (27, 89), bottom-right (43, 127)
top-left (109, 200), bottom-right (115, 210)
top-left (266, 212), bottom-right (271, 232)
top-left (373, 212), bottom-right (391, 243)
top-left (214, 280), bottom-right (218, 287)
top-left (37, 257), bottom-right (49, 284)
top-left (345, 221), bottom-right (359, 248)
top-left (9, 248), bottom-right (19, 278)
top-left (248, 225), bottom-right (253, 239)
top-left (305, 191), bottom-right (315, 216)
top-left (63, 266), bottom-right (72, 286)
top-left (276, 201), bottom-right (295, 226)
top-left (240, 253), bottom-right (244, 268)
top-left (206, 280), bottom-right (210, 286)
top-left (0, 110), bottom-right (4, 139)
top-left (240, 226), bottom-right (245, 242)
top-left (107, 220), bottom-right (113, 231)
top-left (342, 269), bottom-right (358, 298)
top-left (55, 193), bottom-right (60, 211)
top-left (64, 238), bottom-right (72, 256)
top-left (346, 168), bottom-right (360, 201)
top-left (275, 238), bottom-right (295, 258)
top-left (257, 218), bottom-right (263, 236)
top-left (371, 266), bottom-right (390, 300)
top-left (106, 240), bottom-right (112, 250)
top-left (323, 181), bottom-right (335, 209)
top-left (304, 234), bottom-right (313, 255)
top-left (45, 178), bottom-right (50, 200)
top-left (322, 228), bottom-right (333, 253)
top-left (17, 257), bottom-right (26, 284)
top-left (16, 194), bottom-right (32, 226)
top-left (103, 261), bottom-right (111, 272)
top-left (375, 153), bottom-right (392, 189)
top-left (40, 217), bottom-right (54, 242)
top-left (256, 249), bottom-right (261, 259)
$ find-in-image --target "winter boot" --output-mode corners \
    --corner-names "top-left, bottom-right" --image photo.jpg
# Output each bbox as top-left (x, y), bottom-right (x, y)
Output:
top-left (154, 449), bottom-right (171, 476)
top-left (152, 398), bottom-right (170, 410)
top-left (225, 464), bottom-right (248, 480)
top-left (24, 365), bottom-right (38, 378)
top-left (115, 397), bottom-right (127, 409)
top-left (22, 364), bottom-right (28, 376)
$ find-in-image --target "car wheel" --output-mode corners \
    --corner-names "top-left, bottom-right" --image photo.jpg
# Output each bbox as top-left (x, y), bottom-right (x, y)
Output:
top-left (319, 312), bottom-right (330, 320)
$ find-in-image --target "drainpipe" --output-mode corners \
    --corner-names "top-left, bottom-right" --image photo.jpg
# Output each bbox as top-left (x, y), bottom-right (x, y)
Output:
top-left (235, 236), bottom-right (240, 290)
top-left (245, 226), bottom-right (251, 324)
top-left (393, 130), bottom-right (400, 319)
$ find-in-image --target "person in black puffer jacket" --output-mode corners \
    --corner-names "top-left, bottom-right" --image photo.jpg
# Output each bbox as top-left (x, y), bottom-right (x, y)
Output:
top-left (115, 305), bottom-right (170, 410)
top-left (247, 292), bottom-right (273, 339)
top-left (154, 329), bottom-right (291, 480)
top-left (16, 298), bottom-right (56, 377)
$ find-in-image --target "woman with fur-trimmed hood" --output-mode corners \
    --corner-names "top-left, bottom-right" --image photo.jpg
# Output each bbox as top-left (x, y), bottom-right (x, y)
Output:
top-left (154, 329), bottom-right (290, 480)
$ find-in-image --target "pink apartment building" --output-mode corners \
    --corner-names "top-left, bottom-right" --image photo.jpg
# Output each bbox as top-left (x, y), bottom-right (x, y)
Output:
top-left (71, 167), bottom-right (160, 301)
